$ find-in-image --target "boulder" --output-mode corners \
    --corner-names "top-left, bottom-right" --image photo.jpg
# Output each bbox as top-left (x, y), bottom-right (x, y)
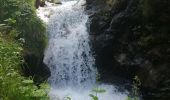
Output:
top-left (22, 53), bottom-right (51, 83)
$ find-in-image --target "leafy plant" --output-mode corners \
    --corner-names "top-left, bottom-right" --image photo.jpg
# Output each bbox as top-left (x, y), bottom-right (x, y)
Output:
top-left (0, 36), bottom-right (49, 100)
top-left (0, 0), bottom-right (49, 99)
top-left (0, 0), bottom-right (47, 56)
top-left (64, 96), bottom-right (72, 100)
top-left (0, 36), bottom-right (48, 100)
top-left (126, 76), bottom-right (141, 100)
top-left (89, 87), bottom-right (106, 100)
top-left (89, 94), bottom-right (98, 100)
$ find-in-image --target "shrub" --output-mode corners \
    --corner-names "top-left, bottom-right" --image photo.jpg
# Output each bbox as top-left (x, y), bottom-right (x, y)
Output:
top-left (0, 35), bottom-right (49, 100)
top-left (0, 0), bottom-right (49, 99)
top-left (0, 0), bottom-right (47, 56)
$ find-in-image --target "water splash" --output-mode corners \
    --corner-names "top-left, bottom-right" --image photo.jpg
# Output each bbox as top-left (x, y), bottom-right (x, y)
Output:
top-left (39, 0), bottom-right (128, 100)
top-left (44, 0), bottom-right (96, 89)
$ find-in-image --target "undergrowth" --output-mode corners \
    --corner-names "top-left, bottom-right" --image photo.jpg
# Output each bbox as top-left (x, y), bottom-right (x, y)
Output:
top-left (0, 0), bottom-right (49, 99)
top-left (0, 35), bottom-right (49, 100)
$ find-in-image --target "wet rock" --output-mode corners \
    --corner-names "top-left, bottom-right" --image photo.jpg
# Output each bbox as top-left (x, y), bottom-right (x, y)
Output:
top-left (87, 0), bottom-right (170, 99)
top-left (35, 0), bottom-right (46, 8)
top-left (49, 0), bottom-right (62, 4)
top-left (40, 0), bottom-right (46, 7)
top-left (35, 0), bottom-right (41, 9)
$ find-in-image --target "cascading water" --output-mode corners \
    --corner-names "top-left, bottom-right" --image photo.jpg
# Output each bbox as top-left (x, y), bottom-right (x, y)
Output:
top-left (44, 0), bottom-right (96, 89)
top-left (38, 0), bottom-right (128, 100)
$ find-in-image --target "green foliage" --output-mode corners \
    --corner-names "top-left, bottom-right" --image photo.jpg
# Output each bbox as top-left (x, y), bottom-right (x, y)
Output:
top-left (96, 73), bottom-right (100, 82)
top-left (89, 87), bottom-right (106, 100)
top-left (92, 88), bottom-right (106, 93)
top-left (132, 76), bottom-right (141, 97)
top-left (89, 73), bottom-right (105, 100)
top-left (126, 76), bottom-right (141, 100)
top-left (0, 36), bottom-right (49, 100)
top-left (89, 94), bottom-right (98, 100)
top-left (0, 0), bottom-right (47, 56)
top-left (64, 96), bottom-right (72, 100)
top-left (0, 0), bottom-right (49, 99)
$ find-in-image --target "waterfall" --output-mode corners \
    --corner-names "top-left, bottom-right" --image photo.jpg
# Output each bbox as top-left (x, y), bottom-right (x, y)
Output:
top-left (44, 0), bottom-right (96, 89)
top-left (38, 0), bottom-right (128, 100)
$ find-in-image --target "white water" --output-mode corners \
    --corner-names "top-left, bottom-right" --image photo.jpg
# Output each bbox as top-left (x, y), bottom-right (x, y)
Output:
top-left (38, 0), bottom-right (128, 100)
top-left (44, 0), bottom-right (96, 89)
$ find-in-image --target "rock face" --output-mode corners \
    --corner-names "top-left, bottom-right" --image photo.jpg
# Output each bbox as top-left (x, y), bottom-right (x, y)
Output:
top-left (22, 53), bottom-right (50, 83)
top-left (35, 0), bottom-right (41, 9)
top-left (87, 0), bottom-right (170, 100)
top-left (35, 0), bottom-right (46, 8)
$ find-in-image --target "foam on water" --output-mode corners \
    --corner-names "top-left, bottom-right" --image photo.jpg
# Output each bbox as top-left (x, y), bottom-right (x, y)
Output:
top-left (49, 84), bottom-right (127, 100)
top-left (38, 0), bottom-right (128, 100)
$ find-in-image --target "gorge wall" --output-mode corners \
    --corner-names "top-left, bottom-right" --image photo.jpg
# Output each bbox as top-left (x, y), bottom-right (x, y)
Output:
top-left (86, 0), bottom-right (170, 100)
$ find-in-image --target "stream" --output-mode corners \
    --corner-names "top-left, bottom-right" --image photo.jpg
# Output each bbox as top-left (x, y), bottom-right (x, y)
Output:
top-left (37, 0), bottom-right (128, 100)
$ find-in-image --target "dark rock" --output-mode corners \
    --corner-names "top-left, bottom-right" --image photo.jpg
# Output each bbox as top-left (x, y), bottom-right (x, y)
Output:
top-left (35, 0), bottom-right (41, 9)
top-left (40, 0), bottom-right (46, 7)
top-left (35, 0), bottom-right (46, 8)
top-left (22, 53), bottom-right (50, 83)
top-left (87, 0), bottom-right (170, 99)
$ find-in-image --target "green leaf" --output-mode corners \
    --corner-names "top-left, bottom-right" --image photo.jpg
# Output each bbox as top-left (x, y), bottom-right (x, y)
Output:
top-left (64, 96), bottom-right (72, 100)
top-left (0, 24), bottom-right (6, 27)
top-left (89, 94), bottom-right (98, 100)
top-left (22, 79), bottom-right (33, 84)
top-left (92, 88), bottom-right (106, 93)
